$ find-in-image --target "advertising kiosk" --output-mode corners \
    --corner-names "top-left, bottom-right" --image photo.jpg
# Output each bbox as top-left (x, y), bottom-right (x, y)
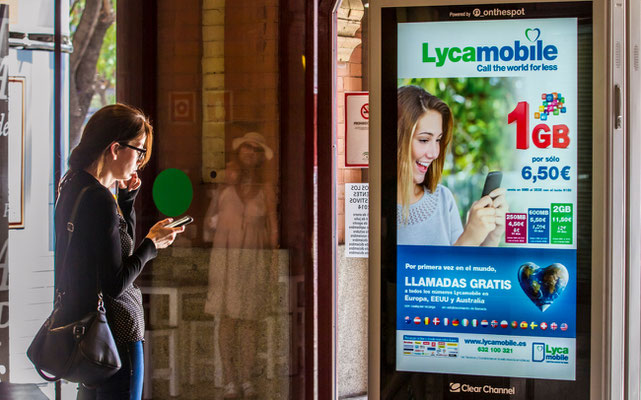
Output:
top-left (369, 0), bottom-right (640, 398)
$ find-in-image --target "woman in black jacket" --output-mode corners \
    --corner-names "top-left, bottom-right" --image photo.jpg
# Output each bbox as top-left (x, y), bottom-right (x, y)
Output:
top-left (55, 104), bottom-right (184, 399)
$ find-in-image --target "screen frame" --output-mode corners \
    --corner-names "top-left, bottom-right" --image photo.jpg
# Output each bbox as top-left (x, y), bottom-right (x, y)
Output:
top-left (368, 0), bottom-right (613, 398)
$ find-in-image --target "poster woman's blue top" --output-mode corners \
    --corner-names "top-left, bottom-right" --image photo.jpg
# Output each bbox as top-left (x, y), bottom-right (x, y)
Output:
top-left (397, 185), bottom-right (463, 246)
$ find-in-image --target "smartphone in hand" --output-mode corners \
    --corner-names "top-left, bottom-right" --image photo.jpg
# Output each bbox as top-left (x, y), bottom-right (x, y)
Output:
top-left (165, 215), bottom-right (193, 228)
top-left (481, 171), bottom-right (503, 198)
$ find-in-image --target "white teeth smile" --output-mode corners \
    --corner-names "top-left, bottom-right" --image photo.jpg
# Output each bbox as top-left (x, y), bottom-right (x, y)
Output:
top-left (417, 161), bottom-right (429, 167)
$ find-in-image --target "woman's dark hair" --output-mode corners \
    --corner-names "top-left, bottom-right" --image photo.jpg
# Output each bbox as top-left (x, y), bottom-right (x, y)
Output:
top-left (68, 103), bottom-right (153, 171)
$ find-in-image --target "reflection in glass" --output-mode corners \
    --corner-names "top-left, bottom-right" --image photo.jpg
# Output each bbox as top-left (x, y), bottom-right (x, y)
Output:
top-left (204, 132), bottom-right (279, 398)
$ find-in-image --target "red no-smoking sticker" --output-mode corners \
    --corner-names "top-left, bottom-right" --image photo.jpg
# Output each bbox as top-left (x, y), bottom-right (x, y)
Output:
top-left (360, 103), bottom-right (369, 120)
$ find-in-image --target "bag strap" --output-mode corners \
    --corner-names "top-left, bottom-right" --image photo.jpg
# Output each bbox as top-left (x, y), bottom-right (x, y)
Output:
top-left (34, 366), bottom-right (59, 382)
top-left (58, 186), bottom-right (90, 292)
top-left (58, 186), bottom-right (104, 305)
top-left (34, 366), bottom-right (65, 382)
top-left (33, 324), bottom-right (84, 382)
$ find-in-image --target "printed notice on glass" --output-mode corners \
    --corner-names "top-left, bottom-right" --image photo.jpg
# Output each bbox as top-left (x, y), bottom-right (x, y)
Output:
top-left (346, 183), bottom-right (369, 258)
top-left (345, 92), bottom-right (369, 167)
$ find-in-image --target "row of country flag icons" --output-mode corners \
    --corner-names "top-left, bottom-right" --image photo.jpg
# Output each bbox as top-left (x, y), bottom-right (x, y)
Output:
top-left (404, 316), bottom-right (568, 331)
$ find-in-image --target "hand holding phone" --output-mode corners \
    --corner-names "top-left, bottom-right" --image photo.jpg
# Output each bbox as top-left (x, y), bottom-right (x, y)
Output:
top-left (146, 217), bottom-right (190, 249)
top-left (165, 215), bottom-right (194, 228)
top-left (482, 171), bottom-right (503, 198)
top-left (479, 172), bottom-right (508, 246)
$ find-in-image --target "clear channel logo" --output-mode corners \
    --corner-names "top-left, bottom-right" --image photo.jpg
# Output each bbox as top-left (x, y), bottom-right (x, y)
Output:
top-left (449, 382), bottom-right (516, 395)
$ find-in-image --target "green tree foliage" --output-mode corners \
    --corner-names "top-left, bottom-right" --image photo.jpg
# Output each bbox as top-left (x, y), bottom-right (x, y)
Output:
top-left (96, 9), bottom-right (116, 86)
top-left (399, 77), bottom-right (518, 217)
top-left (68, 0), bottom-right (116, 146)
top-left (95, 9), bottom-right (116, 106)
top-left (71, 0), bottom-right (116, 106)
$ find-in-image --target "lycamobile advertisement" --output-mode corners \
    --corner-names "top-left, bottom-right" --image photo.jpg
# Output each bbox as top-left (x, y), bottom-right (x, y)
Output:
top-left (396, 18), bottom-right (578, 380)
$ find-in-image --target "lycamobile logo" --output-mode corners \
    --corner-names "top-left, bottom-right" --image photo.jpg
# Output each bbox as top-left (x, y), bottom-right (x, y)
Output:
top-left (422, 28), bottom-right (558, 67)
top-left (546, 345), bottom-right (569, 361)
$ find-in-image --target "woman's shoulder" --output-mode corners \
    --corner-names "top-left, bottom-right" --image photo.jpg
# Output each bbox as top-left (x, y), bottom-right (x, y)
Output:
top-left (433, 184), bottom-right (459, 209)
top-left (58, 171), bottom-right (115, 214)
top-left (434, 184), bottom-right (455, 200)
top-left (76, 173), bottom-right (113, 204)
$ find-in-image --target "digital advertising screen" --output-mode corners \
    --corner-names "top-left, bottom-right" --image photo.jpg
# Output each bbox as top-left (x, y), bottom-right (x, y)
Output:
top-left (379, 2), bottom-right (593, 392)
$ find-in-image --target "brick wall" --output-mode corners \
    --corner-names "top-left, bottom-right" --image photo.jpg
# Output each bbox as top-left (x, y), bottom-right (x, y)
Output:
top-left (155, 0), bottom-right (279, 245)
top-left (336, 32), bottom-right (363, 244)
top-left (223, 1), bottom-right (279, 187)
top-left (202, 0), bottom-right (226, 182)
top-left (157, 0), bottom-right (205, 244)
top-left (201, 0), bottom-right (279, 187)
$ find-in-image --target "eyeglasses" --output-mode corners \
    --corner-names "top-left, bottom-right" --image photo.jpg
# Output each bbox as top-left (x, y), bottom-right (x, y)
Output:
top-left (119, 143), bottom-right (147, 162)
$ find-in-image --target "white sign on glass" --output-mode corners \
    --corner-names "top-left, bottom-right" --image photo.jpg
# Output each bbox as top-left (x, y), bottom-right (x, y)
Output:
top-left (345, 92), bottom-right (369, 167)
top-left (345, 183), bottom-right (369, 258)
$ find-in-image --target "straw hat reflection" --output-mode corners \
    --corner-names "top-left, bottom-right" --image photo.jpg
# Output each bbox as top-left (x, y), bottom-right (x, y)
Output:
top-left (232, 132), bottom-right (273, 160)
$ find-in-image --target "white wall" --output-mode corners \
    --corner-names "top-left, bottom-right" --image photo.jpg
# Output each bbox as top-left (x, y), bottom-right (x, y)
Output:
top-left (7, 47), bottom-right (69, 384)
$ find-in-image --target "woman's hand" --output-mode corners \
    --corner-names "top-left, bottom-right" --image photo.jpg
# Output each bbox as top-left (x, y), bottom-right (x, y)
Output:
top-left (119, 172), bottom-right (142, 191)
top-left (145, 218), bottom-right (185, 249)
top-left (455, 196), bottom-right (497, 246)
top-left (481, 188), bottom-right (508, 246)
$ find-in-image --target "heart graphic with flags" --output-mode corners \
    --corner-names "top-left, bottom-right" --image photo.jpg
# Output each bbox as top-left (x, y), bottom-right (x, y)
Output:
top-left (518, 262), bottom-right (569, 311)
top-left (525, 28), bottom-right (541, 42)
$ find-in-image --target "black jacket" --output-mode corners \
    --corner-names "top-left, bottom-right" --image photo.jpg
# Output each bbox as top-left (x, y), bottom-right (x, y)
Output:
top-left (54, 170), bottom-right (157, 322)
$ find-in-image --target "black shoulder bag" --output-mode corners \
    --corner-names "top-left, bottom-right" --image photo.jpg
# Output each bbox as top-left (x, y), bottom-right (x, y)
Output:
top-left (26, 186), bottom-right (122, 385)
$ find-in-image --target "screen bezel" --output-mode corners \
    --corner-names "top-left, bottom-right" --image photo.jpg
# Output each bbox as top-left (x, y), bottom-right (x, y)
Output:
top-left (368, 1), bottom-right (605, 398)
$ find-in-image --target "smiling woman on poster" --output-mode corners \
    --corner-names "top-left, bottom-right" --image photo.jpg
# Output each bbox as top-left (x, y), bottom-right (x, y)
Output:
top-left (397, 85), bottom-right (507, 246)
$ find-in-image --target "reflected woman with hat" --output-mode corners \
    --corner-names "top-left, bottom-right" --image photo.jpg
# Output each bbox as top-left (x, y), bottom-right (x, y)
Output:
top-left (204, 132), bottom-right (278, 398)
